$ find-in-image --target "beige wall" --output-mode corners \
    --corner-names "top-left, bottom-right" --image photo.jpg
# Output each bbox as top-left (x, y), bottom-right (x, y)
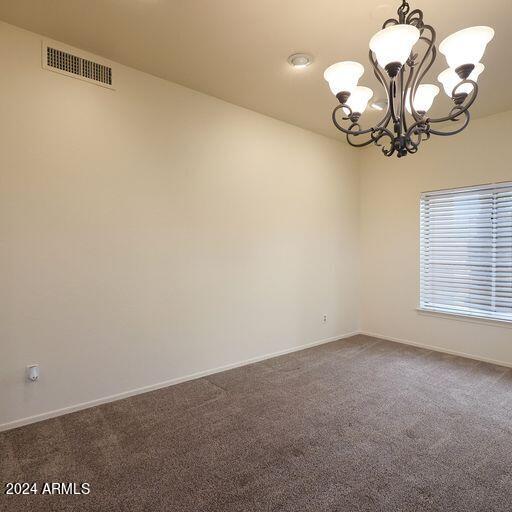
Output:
top-left (2, 19), bottom-right (511, 431)
top-left (0, 22), bottom-right (360, 429)
top-left (359, 109), bottom-right (512, 366)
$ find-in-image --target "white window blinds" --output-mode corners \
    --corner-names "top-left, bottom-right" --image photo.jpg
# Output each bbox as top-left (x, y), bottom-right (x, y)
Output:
top-left (420, 182), bottom-right (512, 322)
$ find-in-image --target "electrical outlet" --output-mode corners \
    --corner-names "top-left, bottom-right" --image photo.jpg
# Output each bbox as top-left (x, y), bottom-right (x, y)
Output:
top-left (27, 364), bottom-right (39, 382)
top-left (323, 314), bottom-right (328, 323)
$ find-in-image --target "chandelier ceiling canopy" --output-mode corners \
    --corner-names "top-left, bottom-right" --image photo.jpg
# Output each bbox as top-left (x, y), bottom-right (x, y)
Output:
top-left (324, 0), bottom-right (494, 157)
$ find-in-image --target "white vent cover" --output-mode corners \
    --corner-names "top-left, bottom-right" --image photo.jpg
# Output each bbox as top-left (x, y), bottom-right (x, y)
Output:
top-left (42, 42), bottom-right (114, 89)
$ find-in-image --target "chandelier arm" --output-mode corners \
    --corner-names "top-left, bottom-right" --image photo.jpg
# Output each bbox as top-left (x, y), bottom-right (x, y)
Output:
top-left (347, 136), bottom-right (376, 148)
top-left (332, 109), bottom-right (396, 151)
top-left (406, 26), bottom-right (436, 124)
top-left (332, 105), bottom-right (393, 138)
top-left (344, 118), bottom-right (395, 149)
top-left (373, 128), bottom-right (396, 157)
top-left (406, 128), bottom-right (428, 154)
top-left (405, 122), bottom-right (429, 150)
top-left (339, 119), bottom-right (396, 151)
top-left (389, 81), bottom-right (399, 125)
top-left (428, 110), bottom-right (471, 137)
top-left (399, 66), bottom-right (409, 134)
top-left (369, 47), bottom-right (401, 151)
top-left (428, 81), bottom-right (478, 124)
top-left (382, 18), bottom-right (399, 29)
top-left (411, 46), bottom-right (437, 124)
top-left (332, 104), bottom-right (375, 136)
top-left (408, 26), bottom-right (436, 122)
top-left (402, 62), bottom-right (415, 132)
top-left (369, 50), bottom-right (394, 130)
top-left (346, 128), bottom-right (378, 148)
top-left (413, 31), bottom-right (437, 85)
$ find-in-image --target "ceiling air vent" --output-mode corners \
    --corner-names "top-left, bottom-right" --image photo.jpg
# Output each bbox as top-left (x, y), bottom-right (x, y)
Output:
top-left (42, 42), bottom-right (114, 89)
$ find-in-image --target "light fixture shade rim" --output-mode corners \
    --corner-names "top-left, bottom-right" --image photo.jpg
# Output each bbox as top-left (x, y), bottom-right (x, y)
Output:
top-left (439, 26), bottom-right (495, 55)
top-left (323, 61), bottom-right (365, 82)
top-left (369, 24), bottom-right (421, 52)
top-left (417, 84), bottom-right (440, 94)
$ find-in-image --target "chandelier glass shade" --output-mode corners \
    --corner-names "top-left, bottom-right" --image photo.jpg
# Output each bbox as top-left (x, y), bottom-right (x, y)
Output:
top-left (439, 26), bottom-right (495, 69)
top-left (369, 24), bottom-right (420, 70)
top-left (324, 61), bottom-right (364, 96)
top-left (438, 63), bottom-right (485, 97)
top-left (325, 0), bottom-right (494, 157)
top-left (405, 84), bottom-right (439, 115)
top-left (345, 86), bottom-right (374, 118)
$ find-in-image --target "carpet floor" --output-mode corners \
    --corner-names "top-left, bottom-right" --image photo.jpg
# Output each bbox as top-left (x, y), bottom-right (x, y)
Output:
top-left (2, 335), bottom-right (512, 511)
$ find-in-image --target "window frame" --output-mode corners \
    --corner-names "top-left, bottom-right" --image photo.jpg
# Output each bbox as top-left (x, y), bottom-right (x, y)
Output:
top-left (419, 181), bottom-right (512, 325)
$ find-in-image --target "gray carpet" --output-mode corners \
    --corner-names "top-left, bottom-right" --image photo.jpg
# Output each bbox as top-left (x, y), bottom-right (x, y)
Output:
top-left (2, 334), bottom-right (512, 511)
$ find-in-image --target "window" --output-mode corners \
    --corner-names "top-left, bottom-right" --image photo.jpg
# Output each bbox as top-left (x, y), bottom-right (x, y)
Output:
top-left (420, 182), bottom-right (512, 322)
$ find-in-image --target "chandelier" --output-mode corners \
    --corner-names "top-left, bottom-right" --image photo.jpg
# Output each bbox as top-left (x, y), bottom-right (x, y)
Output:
top-left (324, 0), bottom-right (494, 157)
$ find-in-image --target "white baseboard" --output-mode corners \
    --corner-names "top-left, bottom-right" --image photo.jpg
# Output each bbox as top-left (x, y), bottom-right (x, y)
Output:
top-left (3, 330), bottom-right (511, 433)
top-left (360, 330), bottom-right (512, 369)
top-left (0, 332), bottom-right (358, 433)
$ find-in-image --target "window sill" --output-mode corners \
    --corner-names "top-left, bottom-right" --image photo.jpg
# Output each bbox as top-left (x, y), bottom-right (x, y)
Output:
top-left (416, 307), bottom-right (512, 328)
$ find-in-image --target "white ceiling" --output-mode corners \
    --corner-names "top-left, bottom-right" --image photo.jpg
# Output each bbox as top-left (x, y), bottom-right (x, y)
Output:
top-left (1, 0), bottom-right (510, 140)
